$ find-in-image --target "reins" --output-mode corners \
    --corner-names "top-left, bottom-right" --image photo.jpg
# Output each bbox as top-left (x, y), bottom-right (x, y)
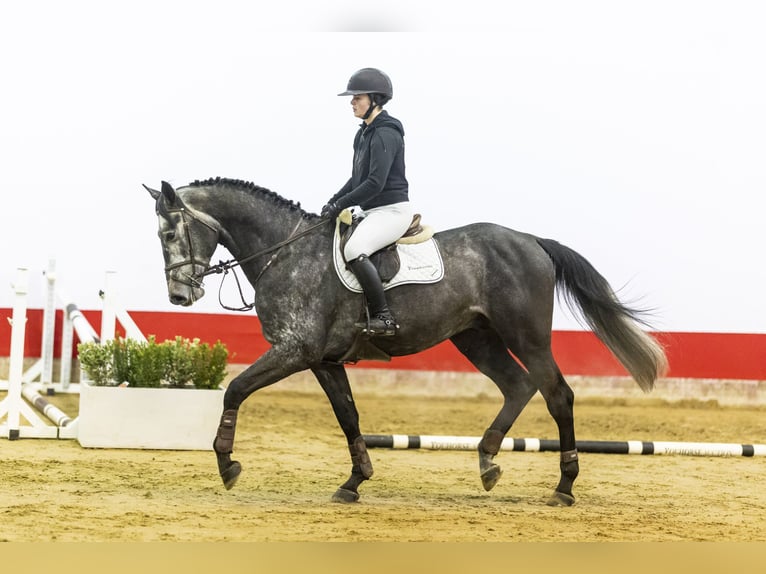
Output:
top-left (198, 218), bottom-right (328, 312)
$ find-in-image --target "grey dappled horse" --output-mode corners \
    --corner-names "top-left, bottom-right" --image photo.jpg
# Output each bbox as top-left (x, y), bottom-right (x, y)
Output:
top-left (145, 177), bottom-right (667, 506)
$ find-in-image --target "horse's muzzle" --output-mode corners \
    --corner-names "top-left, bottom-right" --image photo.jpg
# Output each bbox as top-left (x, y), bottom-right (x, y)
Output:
top-left (167, 282), bottom-right (205, 306)
top-left (169, 294), bottom-right (193, 306)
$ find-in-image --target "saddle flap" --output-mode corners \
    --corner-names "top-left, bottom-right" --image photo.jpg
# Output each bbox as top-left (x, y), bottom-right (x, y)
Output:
top-left (370, 245), bottom-right (400, 283)
top-left (333, 219), bottom-right (445, 294)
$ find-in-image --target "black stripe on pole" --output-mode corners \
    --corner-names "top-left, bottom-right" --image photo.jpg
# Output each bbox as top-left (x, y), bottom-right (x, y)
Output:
top-left (538, 440), bottom-right (632, 454)
top-left (363, 435), bottom-right (393, 448)
top-left (743, 444), bottom-right (755, 457)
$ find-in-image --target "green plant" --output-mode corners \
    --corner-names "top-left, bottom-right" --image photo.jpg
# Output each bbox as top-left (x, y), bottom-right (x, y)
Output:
top-left (130, 336), bottom-right (168, 388)
top-left (189, 339), bottom-right (229, 390)
top-left (112, 337), bottom-right (161, 388)
top-left (161, 336), bottom-right (193, 388)
top-left (76, 341), bottom-right (114, 386)
top-left (77, 336), bottom-right (228, 389)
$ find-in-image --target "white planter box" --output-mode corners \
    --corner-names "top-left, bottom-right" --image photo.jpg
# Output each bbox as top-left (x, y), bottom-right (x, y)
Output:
top-left (77, 382), bottom-right (224, 450)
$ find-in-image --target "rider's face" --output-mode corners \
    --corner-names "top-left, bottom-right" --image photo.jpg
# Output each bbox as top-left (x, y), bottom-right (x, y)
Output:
top-left (351, 94), bottom-right (372, 119)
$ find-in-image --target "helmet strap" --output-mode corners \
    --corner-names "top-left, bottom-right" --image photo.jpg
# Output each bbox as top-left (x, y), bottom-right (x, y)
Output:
top-left (362, 94), bottom-right (379, 120)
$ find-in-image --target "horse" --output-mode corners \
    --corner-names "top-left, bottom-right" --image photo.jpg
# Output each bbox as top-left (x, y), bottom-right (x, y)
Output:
top-left (144, 177), bottom-right (667, 506)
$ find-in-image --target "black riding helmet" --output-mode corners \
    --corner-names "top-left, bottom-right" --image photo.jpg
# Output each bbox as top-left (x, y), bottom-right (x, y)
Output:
top-left (338, 68), bottom-right (393, 119)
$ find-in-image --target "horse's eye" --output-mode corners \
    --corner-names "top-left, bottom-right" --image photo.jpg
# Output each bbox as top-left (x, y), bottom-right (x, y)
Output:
top-left (165, 231), bottom-right (177, 241)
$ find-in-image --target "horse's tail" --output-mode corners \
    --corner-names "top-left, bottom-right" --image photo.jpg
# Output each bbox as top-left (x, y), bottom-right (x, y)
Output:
top-left (536, 237), bottom-right (668, 392)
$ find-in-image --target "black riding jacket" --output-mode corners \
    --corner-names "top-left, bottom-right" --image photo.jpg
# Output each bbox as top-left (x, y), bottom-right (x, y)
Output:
top-left (329, 110), bottom-right (409, 211)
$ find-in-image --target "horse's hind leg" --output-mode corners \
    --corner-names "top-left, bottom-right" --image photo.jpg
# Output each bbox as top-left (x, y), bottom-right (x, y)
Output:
top-left (312, 363), bottom-right (372, 503)
top-left (450, 329), bottom-right (538, 493)
top-left (524, 350), bottom-right (579, 506)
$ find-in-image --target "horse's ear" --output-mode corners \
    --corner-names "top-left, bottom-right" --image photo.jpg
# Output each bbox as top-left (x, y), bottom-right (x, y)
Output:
top-left (143, 183), bottom-right (161, 200)
top-left (160, 181), bottom-right (177, 204)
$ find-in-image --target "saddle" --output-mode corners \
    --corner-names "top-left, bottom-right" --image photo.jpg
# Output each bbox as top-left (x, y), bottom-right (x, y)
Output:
top-left (331, 208), bottom-right (439, 365)
top-left (338, 209), bottom-right (434, 281)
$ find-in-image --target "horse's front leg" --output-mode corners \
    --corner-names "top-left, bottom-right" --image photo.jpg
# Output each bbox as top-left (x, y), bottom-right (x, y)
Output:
top-left (312, 364), bottom-right (373, 503)
top-left (213, 348), bottom-right (307, 490)
top-left (214, 408), bottom-right (241, 489)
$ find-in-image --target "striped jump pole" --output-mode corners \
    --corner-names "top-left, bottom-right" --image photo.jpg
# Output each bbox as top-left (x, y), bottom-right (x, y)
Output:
top-left (363, 434), bottom-right (766, 458)
top-left (20, 384), bottom-right (72, 428)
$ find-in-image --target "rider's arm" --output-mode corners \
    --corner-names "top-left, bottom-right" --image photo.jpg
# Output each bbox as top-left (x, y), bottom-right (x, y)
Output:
top-left (334, 128), bottom-right (401, 209)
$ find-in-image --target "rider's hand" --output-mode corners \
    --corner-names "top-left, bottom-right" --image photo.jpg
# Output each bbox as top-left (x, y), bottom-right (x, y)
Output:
top-left (321, 202), bottom-right (342, 219)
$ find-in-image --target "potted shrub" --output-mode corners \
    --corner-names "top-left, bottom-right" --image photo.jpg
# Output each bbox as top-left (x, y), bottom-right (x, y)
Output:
top-left (76, 336), bottom-right (228, 450)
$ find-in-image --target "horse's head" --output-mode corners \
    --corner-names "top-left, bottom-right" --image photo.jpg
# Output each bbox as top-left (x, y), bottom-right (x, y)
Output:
top-left (144, 181), bottom-right (219, 306)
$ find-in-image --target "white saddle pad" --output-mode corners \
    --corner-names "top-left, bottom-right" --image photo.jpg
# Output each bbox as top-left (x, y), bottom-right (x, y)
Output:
top-left (333, 226), bottom-right (445, 293)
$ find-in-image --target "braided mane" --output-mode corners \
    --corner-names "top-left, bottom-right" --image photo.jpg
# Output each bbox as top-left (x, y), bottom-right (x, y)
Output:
top-left (188, 177), bottom-right (313, 216)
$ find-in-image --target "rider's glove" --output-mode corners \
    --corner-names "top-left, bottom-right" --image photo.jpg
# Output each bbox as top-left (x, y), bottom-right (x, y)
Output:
top-left (321, 202), bottom-right (342, 219)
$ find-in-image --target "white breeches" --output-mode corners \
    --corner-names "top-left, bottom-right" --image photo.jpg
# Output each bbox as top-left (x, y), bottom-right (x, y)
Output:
top-left (343, 202), bottom-right (413, 261)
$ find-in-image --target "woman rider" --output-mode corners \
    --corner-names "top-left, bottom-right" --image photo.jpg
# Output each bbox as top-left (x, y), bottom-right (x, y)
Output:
top-left (321, 68), bottom-right (412, 337)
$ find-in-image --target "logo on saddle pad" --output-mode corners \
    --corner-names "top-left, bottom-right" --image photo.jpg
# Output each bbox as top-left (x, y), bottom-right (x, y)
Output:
top-left (333, 209), bottom-right (444, 293)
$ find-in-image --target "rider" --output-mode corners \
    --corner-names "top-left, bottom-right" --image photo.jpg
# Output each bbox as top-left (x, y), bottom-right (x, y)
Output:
top-left (321, 68), bottom-right (412, 337)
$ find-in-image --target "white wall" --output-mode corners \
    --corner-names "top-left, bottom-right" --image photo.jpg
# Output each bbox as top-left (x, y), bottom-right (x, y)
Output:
top-left (2, 1), bottom-right (764, 333)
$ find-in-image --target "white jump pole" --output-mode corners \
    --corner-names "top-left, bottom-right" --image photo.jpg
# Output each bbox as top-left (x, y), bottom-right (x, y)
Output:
top-left (40, 259), bottom-right (57, 393)
top-left (116, 308), bottom-right (147, 342)
top-left (4, 268), bottom-right (29, 439)
top-left (59, 293), bottom-right (100, 391)
top-left (20, 384), bottom-right (72, 427)
top-left (59, 305), bottom-right (75, 388)
top-left (66, 301), bottom-right (100, 345)
top-left (98, 271), bottom-right (146, 343)
top-left (53, 286), bottom-right (100, 390)
top-left (16, 262), bottom-right (57, 393)
top-left (100, 270), bottom-right (117, 343)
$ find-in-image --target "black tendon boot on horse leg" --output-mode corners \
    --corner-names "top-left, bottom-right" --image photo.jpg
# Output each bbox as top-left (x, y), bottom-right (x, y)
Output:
top-left (213, 409), bottom-right (242, 490)
top-left (478, 428), bottom-right (505, 491)
top-left (548, 450), bottom-right (579, 506)
top-left (332, 436), bottom-right (375, 503)
top-left (347, 254), bottom-right (398, 336)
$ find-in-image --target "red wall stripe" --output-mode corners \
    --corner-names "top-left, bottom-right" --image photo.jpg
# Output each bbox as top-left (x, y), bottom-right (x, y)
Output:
top-left (1, 308), bottom-right (764, 380)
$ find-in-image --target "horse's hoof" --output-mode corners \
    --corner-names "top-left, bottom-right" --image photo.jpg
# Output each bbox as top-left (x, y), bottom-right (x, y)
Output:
top-left (546, 491), bottom-right (575, 506)
top-left (331, 488), bottom-right (360, 503)
top-left (480, 464), bottom-right (503, 491)
top-left (220, 460), bottom-right (241, 490)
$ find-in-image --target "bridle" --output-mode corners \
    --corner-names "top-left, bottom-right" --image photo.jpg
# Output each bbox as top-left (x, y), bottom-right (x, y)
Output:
top-left (162, 203), bottom-right (327, 311)
top-left (162, 205), bottom-right (218, 293)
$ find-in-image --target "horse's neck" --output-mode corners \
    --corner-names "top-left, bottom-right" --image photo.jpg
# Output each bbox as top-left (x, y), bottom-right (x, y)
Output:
top-left (197, 189), bottom-right (304, 258)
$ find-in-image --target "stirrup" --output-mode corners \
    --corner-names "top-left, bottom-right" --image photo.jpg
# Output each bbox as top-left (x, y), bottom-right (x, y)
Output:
top-left (355, 312), bottom-right (399, 337)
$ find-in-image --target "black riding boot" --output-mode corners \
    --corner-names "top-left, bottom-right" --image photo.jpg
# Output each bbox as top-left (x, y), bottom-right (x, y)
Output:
top-left (347, 254), bottom-right (398, 336)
